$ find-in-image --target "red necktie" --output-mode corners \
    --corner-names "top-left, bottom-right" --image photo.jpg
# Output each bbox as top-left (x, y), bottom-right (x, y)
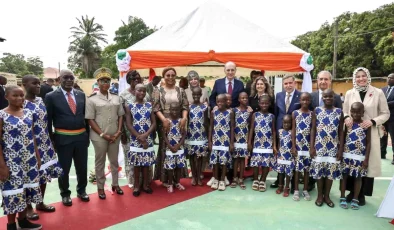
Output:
top-left (228, 81), bottom-right (233, 94)
top-left (67, 92), bottom-right (76, 114)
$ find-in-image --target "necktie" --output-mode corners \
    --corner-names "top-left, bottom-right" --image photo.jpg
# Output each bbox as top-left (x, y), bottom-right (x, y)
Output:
top-left (67, 92), bottom-right (76, 114)
top-left (387, 86), bottom-right (393, 98)
top-left (228, 81), bottom-right (233, 94)
top-left (285, 93), bottom-right (291, 113)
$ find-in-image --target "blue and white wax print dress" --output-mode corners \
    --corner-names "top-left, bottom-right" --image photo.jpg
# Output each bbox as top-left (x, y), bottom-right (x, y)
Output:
top-left (210, 109), bottom-right (232, 165)
top-left (275, 129), bottom-right (295, 177)
top-left (233, 108), bottom-right (250, 158)
top-left (250, 112), bottom-right (275, 168)
top-left (293, 110), bottom-right (312, 172)
top-left (342, 123), bottom-right (368, 178)
top-left (185, 104), bottom-right (208, 158)
top-left (164, 118), bottom-right (186, 169)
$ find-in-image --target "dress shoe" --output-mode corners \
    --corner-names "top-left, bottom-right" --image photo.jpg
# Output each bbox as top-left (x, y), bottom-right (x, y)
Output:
top-left (133, 190), bottom-right (141, 197)
top-left (77, 193), bottom-right (90, 202)
top-left (112, 185), bottom-right (124, 195)
top-left (62, 196), bottom-right (72, 206)
top-left (7, 223), bottom-right (17, 230)
top-left (26, 212), bottom-right (39, 221)
top-left (142, 187), bottom-right (153, 194)
top-left (17, 217), bottom-right (42, 230)
top-left (270, 180), bottom-right (279, 188)
top-left (98, 189), bottom-right (106, 200)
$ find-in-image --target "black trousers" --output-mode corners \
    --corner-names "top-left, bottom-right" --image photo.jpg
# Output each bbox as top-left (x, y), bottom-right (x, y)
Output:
top-left (57, 141), bottom-right (88, 197)
top-left (380, 121), bottom-right (394, 158)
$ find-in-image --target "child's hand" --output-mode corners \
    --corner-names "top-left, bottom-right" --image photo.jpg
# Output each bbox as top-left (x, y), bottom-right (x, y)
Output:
top-left (142, 141), bottom-right (149, 149)
top-left (0, 166), bottom-right (10, 181)
top-left (362, 159), bottom-right (369, 169)
top-left (229, 144), bottom-right (234, 153)
top-left (310, 148), bottom-right (316, 159)
top-left (291, 148), bottom-right (298, 157)
top-left (170, 145), bottom-right (177, 153)
top-left (336, 151), bottom-right (343, 161)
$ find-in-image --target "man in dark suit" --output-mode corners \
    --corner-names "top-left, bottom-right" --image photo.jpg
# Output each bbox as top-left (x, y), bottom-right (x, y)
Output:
top-left (0, 75), bottom-right (8, 109)
top-left (310, 71), bottom-right (342, 110)
top-left (39, 78), bottom-right (54, 99)
top-left (209, 61), bottom-right (245, 108)
top-left (380, 73), bottom-right (394, 163)
top-left (271, 75), bottom-right (301, 188)
top-left (45, 69), bottom-right (90, 206)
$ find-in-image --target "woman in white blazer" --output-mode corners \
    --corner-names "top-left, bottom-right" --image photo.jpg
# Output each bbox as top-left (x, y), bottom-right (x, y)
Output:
top-left (342, 67), bottom-right (390, 205)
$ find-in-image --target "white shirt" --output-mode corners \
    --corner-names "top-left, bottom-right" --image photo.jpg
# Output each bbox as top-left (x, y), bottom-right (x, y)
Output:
top-left (60, 87), bottom-right (76, 105)
top-left (319, 89), bottom-right (324, 105)
top-left (225, 78), bottom-right (234, 93)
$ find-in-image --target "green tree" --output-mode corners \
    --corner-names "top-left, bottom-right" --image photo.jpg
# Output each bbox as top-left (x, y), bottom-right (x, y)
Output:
top-left (101, 16), bottom-right (157, 75)
top-left (291, 3), bottom-right (394, 78)
top-left (68, 15), bottom-right (107, 78)
top-left (0, 53), bottom-right (43, 76)
top-left (27, 57), bottom-right (44, 75)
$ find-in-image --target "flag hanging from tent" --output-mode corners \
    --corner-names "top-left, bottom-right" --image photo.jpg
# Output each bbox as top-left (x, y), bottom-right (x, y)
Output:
top-left (148, 68), bottom-right (156, 82)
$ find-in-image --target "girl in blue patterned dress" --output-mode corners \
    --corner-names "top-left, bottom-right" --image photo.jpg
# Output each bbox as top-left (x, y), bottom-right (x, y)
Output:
top-left (125, 84), bottom-right (156, 197)
top-left (248, 94), bottom-right (277, 192)
top-left (340, 102), bottom-right (371, 210)
top-left (230, 92), bottom-right (251, 190)
top-left (23, 75), bottom-right (63, 219)
top-left (291, 92), bottom-right (312, 201)
top-left (185, 87), bottom-right (208, 186)
top-left (310, 89), bottom-right (344, 208)
top-left (208, 94), bottom-right (234, 191)
top-left (0, 85), bottom-right (43, 230)
top-left (275, 115), bottom-right (294, 197)
top-left (163, 103), bottom-right (187, 193)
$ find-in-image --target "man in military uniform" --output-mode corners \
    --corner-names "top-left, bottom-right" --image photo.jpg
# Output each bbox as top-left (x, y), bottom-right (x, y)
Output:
top-left (85, 68), bottom-right (125, 200)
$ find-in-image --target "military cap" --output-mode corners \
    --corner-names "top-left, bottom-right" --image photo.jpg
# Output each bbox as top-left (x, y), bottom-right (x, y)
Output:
top-left (94, 68), bottom-right (112, 80)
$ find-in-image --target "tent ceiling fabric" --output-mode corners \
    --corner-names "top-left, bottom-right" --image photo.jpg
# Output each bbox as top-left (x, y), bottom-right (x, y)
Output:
top-left (126, 1), bottom-right (307, 72)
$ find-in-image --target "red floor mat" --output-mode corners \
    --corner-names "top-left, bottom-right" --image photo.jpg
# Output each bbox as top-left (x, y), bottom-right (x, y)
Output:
top-left (0, 179), bottom-right (211, 230)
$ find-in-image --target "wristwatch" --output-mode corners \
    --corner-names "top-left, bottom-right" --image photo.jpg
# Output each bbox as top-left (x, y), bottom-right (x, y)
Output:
top-left (100, 133), bottom-right (104, 137)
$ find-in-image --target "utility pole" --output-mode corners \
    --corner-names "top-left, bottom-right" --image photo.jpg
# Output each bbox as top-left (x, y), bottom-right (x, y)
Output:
top-left (332, 20), bottom-right (338, 79)
top-left (58, 62), bottom-right (60, 72)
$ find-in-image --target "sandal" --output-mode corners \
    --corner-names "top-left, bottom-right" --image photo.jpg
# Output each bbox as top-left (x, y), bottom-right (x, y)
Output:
top-left (315, 199), bottom-right (323, 207)
top-left (325, 199), bottom-right (335, 208)
top-left (252, 180), bottom-right (259, 191)
top-left (258, 181), bottom-right (266, 192)
top-left (239, 178), bottom-right (246, 190)
top-left (175, 183), bottom-right (185, 191)
top-left (293, 190), bottom-right (300, 201)
top-left (167, 185), bottom-right (174, 193)
top-left (340, 197), bottom-right (348, 209)
top-left (276, 185), bottom-right (284, 194)
top-left (230, 177), bottom-right (238, 188)
top-left (283, 187), bottom-right (290, 197)
top-left (350, 199), bottom-right (359, 210)
top-left (302, 190), bottom-right (311, 201)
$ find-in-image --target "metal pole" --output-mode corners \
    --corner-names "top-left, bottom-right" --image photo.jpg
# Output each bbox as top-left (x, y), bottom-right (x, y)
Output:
top-left (333, 21), bottom-right (338, 79)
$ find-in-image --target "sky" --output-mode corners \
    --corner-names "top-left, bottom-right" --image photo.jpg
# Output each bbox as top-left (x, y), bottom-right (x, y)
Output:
top-left (0, 0), bottom-right (392, 68)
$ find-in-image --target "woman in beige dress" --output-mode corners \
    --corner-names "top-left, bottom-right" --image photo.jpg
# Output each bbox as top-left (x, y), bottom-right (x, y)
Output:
top-left (342, 67), bottom-right (389, 205)
top-left (152, 67), bottom-right (189, 187)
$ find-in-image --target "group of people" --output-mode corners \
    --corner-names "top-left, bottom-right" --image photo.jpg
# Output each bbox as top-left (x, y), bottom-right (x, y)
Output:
top-left (0, 60), bottom-right (391, 230)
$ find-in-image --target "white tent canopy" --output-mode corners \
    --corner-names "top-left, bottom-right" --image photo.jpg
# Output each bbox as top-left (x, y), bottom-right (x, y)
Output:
top-left (127, 1), bottom-right (305, 53)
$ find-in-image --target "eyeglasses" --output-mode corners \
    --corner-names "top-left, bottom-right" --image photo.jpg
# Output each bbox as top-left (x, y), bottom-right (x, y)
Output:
top-left (62, 75), bottom-right (75, 81)
top-left (99, 79), bottom-right (111, 84)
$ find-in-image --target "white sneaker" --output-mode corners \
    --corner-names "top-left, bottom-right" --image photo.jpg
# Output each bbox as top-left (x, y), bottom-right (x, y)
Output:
top-left (207, 177), bottom-right (215, 186)
top-left (225, 176), bottom-right (230, 186)
top-left (128, 184), bottom-right (133, 189)
top-left (218, 181), bottom-right (226, 191)
top-left (211, 179), bottom-right (219, 190)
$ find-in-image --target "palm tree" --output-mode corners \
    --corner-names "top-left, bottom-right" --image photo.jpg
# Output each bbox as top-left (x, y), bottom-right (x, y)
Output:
top-left (68, 15), bottom-right (107, 77)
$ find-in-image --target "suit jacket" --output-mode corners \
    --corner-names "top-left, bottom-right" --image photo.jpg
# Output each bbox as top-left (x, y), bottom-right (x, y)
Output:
top-left (343, 86), bottom-right (389, 177)
top-left (209, 77), bottom-right (245, 108)
top-left (382, 86), bottom-right (394, 122)
top-left (45, 87), bottom-right (89, 146)
top-left (310, 90), bottom-right (343, 110)
top-left (0, 86), bottom-right (8, 110)
top-left (275, 89), bottom-right (301, 131)
top-left (39, 83), bottom-right (54, 99)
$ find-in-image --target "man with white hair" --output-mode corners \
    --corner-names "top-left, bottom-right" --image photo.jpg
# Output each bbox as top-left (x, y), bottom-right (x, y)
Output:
top-left (209, 61), bottom-right (245, 108)
top-left (310, 70), bottom-right (342, 109)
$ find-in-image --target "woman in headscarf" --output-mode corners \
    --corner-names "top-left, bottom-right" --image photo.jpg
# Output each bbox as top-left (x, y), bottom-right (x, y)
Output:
top-left (119, 70), bottom-right (152, 189)
top-left (342, 67), bottom-right (389, 205)
top-left (185, 70), bottom-right (209, 104)
top-left (152, 67), bottom-right (189, 188)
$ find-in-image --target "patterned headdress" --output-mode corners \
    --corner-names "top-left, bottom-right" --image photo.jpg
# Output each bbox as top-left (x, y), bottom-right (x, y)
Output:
top-left (352, 67), bottom-right (371, 92)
